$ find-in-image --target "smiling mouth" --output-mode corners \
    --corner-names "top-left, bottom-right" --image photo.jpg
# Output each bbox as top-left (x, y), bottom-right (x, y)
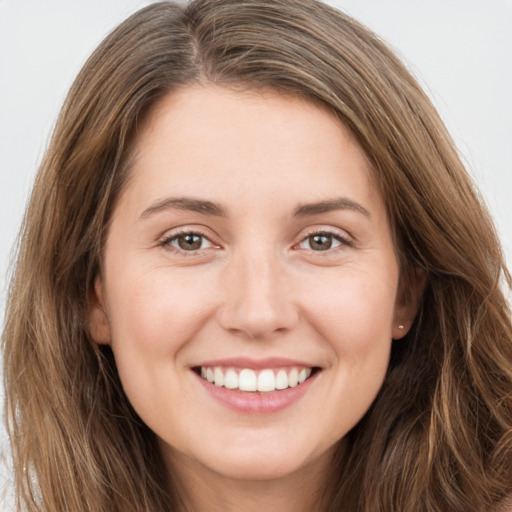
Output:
top-left (193, 366), bottom-right (320, 393)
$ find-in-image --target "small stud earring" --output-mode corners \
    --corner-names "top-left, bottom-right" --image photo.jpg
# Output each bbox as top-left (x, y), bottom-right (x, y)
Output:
top-left (398, 324), bottom-right (404, 330)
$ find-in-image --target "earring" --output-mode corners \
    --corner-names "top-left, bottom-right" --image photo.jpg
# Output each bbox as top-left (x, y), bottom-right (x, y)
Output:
top-left (397, 324), bottom-right (404, 330)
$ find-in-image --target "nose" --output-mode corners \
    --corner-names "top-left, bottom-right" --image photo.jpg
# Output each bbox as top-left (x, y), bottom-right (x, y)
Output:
top-left (217, 248), bottom-right (299, 340)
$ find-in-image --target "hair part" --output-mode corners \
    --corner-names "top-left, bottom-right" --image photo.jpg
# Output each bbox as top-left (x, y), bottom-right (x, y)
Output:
top-left (3, 1), bottom-right (512, 511)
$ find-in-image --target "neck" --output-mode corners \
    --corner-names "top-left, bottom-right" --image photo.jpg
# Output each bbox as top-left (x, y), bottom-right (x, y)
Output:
top-left (166, 450), bottom-right (333, 512)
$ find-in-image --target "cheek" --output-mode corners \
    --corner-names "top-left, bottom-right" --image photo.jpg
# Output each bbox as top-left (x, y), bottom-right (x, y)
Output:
top-left (306, 266), bottom-right (397, 425)
top-left (105, 265), bottom-right (217, 363)
top-left (301, 266), bottom-right (398, 353)
top-left (103, 265), bottom-right (219, 419)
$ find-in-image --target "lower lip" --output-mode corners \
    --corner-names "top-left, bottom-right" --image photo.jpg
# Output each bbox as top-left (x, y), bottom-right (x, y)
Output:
top-left (194, 371), bottom-right (319, 414)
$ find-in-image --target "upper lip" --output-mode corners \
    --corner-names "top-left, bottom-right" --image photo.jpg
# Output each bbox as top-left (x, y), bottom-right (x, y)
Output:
top-left (195, 357), bottom-right (317, 369)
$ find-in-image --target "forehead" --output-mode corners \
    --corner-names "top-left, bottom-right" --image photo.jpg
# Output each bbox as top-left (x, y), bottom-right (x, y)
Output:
top-left (119, 85), bottom-right (382, 219)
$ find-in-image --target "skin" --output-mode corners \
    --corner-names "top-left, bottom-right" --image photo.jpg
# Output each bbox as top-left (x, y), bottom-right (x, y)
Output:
top-left (90, 85), bottom-right (422, 512)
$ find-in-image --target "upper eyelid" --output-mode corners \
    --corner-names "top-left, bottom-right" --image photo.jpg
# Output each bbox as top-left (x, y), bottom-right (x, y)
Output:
top-left (297, 226), bottom-right (354, 242)
top-left (159, 225), bottom-right (217, 241)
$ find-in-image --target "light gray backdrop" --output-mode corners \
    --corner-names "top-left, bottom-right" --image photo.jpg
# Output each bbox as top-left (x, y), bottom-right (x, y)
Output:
top-left (1, 0), bottom-right (511, 508)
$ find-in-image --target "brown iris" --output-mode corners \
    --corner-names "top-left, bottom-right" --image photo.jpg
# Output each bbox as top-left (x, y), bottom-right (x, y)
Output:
top-left (177, 233), bottom-right (203, 250)
top-left (308, 233), bottom-right (334, 251)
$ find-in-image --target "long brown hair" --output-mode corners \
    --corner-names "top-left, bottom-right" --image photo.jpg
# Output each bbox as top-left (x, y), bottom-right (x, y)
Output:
top-left (3, 1), bottom-right (512, 510)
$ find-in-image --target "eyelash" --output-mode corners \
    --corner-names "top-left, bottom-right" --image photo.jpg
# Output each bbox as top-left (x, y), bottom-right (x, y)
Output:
top-left (159, 228), bottom-right (353, 256)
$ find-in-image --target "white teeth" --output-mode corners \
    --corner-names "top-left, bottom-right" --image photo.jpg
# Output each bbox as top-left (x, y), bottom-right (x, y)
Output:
top-left (298, 368), bottom-right (308, 384)
top-left (239, 369), bottom-right (257, 391)
top-left (257, 369), bottom-right (275, 392)
top-left (199, 365), bottom-right (314, 392)
top-left (224, 369), bottom-right (239, 389)
top-left (213, 367), bottom-right (224, 387)
top-left (288, 368), bottom-right (299, 387)
top-left (275, 369), bottom-right (288, 390)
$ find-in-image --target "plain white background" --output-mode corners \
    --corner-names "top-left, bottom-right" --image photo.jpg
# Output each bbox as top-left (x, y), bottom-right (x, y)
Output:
top-left (1, 0), bottom-right (511, 507)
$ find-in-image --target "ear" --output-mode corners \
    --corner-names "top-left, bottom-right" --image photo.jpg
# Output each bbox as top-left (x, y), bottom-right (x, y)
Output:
top-left (392, 267), bottom-right (427, 340)
top-left (88, 275), bottom-right (111, 345)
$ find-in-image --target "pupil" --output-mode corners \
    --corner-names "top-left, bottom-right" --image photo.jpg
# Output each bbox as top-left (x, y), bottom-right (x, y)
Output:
top-left (311, 234), bottom-right (332, 250)
top-left (179, 234), bottom-right (202, 250)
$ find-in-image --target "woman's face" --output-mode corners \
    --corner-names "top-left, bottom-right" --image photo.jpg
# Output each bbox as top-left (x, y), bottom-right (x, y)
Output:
top-left (90, 86), bottom-right (418, 485)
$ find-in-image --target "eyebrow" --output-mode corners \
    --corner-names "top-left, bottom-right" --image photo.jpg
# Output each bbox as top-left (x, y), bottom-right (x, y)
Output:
top-left (139, 195), bottom-right (370, 220)
top-left (140, 197), bottom-right (228, 219)
top-left (293, 197), bottom-right (371, 218)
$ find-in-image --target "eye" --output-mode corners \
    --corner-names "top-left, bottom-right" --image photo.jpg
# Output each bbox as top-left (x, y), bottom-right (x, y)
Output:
top-left (298, 232), bottom-right (347, 251)
top-left (164, 232), bottom-right (214, 252)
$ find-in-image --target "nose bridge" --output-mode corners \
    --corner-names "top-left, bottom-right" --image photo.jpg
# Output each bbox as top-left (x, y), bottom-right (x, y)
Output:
top-left (218, 242), bottom-right (297, 338)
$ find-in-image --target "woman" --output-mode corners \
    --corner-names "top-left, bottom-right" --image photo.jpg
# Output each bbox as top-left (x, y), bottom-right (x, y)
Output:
top-left (3, 0), bottom-right (512, 510)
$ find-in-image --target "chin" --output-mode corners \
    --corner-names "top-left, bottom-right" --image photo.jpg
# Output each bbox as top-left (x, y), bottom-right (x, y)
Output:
top-left (211, 453), bottom-right (308, 481)
top-left (169, 428), bottom-right (335, 483)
